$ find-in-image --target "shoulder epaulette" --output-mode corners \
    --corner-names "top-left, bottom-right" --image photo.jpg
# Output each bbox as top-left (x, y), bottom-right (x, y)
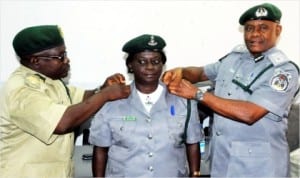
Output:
top-left (24, 73), bottom-right (45, 89)
top-left (218, 53), bottom-right (229, 62)
top-left (231, 44), bottom-right (248, 53)
top-left (267, 51), bottom-right (289, 67)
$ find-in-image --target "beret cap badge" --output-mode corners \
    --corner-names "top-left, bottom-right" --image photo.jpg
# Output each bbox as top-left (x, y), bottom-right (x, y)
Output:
top-left (255, 7), bottom-right (268, 18)
top-left (148, 35), bottom-right (158, 46)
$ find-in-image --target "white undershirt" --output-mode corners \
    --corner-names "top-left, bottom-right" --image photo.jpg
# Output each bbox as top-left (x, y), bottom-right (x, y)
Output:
top-left (137, 84), bottom-right (163, 112)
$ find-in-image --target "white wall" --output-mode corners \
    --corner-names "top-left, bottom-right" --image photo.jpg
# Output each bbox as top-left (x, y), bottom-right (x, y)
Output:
top-left (1, 0), bottom-right (299, 89)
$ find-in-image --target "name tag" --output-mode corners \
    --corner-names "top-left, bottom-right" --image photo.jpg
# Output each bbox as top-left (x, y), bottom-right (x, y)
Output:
top-left (123, 116), bottom-right (136, 121)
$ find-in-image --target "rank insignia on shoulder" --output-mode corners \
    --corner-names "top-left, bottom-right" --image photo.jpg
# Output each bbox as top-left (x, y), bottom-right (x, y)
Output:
top-left (270, 70), bottom-right (291, 92)
top-left (268, 51), bottom-right (288, 66)
top-left (25, 74), bottom-right (44, 89)
top-left (123, 116), bottom-right (136, 121)
top-left (232, 44), bottom-right (248, 53)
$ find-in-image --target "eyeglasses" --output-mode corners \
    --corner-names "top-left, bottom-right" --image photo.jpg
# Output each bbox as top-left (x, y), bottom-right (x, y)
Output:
top-left (35, 51), bottom-right (67, 62)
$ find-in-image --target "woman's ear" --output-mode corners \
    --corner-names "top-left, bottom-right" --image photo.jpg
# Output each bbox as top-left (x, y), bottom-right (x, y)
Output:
top-left (127, 64), bottom-right (134, 73)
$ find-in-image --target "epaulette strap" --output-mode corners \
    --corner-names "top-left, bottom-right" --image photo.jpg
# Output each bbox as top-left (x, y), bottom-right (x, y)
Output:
top-left (24, 73), bottom-right (45, 89)
top-left (231, 44), bottom-right (248, 53)
top-left (268, 51), bottom-right (289, 67)
top-left (218, 53), bottom-right (229, 62)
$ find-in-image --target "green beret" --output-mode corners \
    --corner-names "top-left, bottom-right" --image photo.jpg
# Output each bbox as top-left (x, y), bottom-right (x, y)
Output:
top-left (239, 3), bottom-right (282, 25)
top-left (13, 25), bottom-right (64, 57)
top-left (122, 34), bottom-right (166, 54)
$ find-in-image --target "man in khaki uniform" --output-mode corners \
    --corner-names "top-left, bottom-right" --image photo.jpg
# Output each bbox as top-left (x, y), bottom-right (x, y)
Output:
top-left (0, 25), bottom-right (130, 178)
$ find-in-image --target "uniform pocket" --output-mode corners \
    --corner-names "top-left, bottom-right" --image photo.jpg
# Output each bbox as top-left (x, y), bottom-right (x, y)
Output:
top-left (167, 115), bottom-right (186, 147)
top-left (106, 157), bottom-right (125, 177)
top-left (109, 117), bottom-right (137, 149)
top-left (227, 141), bottom-right (273, 177)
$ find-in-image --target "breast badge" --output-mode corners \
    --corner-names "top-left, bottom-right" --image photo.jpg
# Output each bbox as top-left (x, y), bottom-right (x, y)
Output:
top-left (270, 71), bottom-right (291, 92)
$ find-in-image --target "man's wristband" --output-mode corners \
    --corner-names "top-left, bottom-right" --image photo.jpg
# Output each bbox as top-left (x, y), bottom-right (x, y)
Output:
top-left (194, 88), bottom-right (205, 101)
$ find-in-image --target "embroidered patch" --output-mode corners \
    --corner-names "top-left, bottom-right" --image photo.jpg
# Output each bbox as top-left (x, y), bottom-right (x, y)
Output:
top-left (270, 72), bottom-right (290, 92)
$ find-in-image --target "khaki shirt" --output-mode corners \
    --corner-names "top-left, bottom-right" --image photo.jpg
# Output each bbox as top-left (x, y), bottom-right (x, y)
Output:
top-left (0, 66), bottom-right (84, 178)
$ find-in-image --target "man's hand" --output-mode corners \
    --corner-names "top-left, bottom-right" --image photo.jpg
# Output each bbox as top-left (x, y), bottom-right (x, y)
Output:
top-left (101, 84), bottom-right (131, 101)
top-left (161, 67), bottom-right (183, 86)
top-left (100, 73), bottom-right (126, 89)
top-left (168, 79), bottom-right (198, 99)
top-left (99, 73), bottom-right (130, 101)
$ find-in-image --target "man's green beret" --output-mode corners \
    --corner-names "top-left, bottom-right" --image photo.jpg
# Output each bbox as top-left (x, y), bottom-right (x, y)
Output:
top-left (13, 25), bottom-right (64, 57)
top-left (122, 34), bottom-right (166, 54)
top-left (239, 3), bottom-right (282, 25)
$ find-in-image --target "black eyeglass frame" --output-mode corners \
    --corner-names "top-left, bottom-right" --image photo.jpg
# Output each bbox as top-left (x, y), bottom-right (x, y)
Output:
top-left (34, 51), bottom-right (67, 62)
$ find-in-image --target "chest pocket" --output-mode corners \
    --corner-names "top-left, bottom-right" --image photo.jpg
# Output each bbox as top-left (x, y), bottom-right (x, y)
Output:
top-left (232, 64), bottom-right (274, 94)
top-left (109, 117), bottom-right (137, 148)
top-left (167, 115), bottom-right (186, 147)
top-left (167, 99), bottom-right (191, 147)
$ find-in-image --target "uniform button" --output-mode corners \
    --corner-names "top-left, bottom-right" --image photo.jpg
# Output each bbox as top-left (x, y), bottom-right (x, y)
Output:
top-left (248, 148), bottom-right (252, 154)
top-left (148, 134), bottom-right (153, 139)
top-left (216, 131), bottom-right (222, 136)
top-left (148, 152), bottom-right (153, 157)
top-left (146, 118), bottom-right (151, 123)
top-left (148, 166), bottom-right (154, 171)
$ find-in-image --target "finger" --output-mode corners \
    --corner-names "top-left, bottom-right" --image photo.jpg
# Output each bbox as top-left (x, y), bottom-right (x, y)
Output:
top-left (117, 74), bottom-right (126, 84)
top-left (181, 79), bottom-right (192, 87)
top-left (108, 74), bottom-right (124, 84)
top-left (161, 71), bottom-right (171, 85)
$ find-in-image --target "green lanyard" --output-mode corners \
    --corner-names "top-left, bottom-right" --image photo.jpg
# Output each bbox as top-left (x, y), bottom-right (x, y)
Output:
top-left (180, 99), bottom-right (191, 144)
top-left (59, 79), bottom-right (72, 104)
top-left (232, 63), bottom-right (274, 94)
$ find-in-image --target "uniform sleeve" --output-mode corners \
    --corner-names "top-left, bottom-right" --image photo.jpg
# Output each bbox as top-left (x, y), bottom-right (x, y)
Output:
top-left (67, 85), bottom-right (85, 104)
top-left (186, 100), bottom-right (203, 144)
top-left (249, 64), bottom-right (299, 118)
top-left (9, 87), bottom-right (66, 144)
top-left (204, 61), bottom-right (221, 81)
top-left (89, 104), bottom-right (112, 147)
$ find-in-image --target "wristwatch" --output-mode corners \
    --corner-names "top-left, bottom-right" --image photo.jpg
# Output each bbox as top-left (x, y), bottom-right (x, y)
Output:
top-left (194, 88), bottom-right (205, 101)
top-left (192, 171), bottom-right (201, 177)
top-left (94, 86), bottom-right (101, 94)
